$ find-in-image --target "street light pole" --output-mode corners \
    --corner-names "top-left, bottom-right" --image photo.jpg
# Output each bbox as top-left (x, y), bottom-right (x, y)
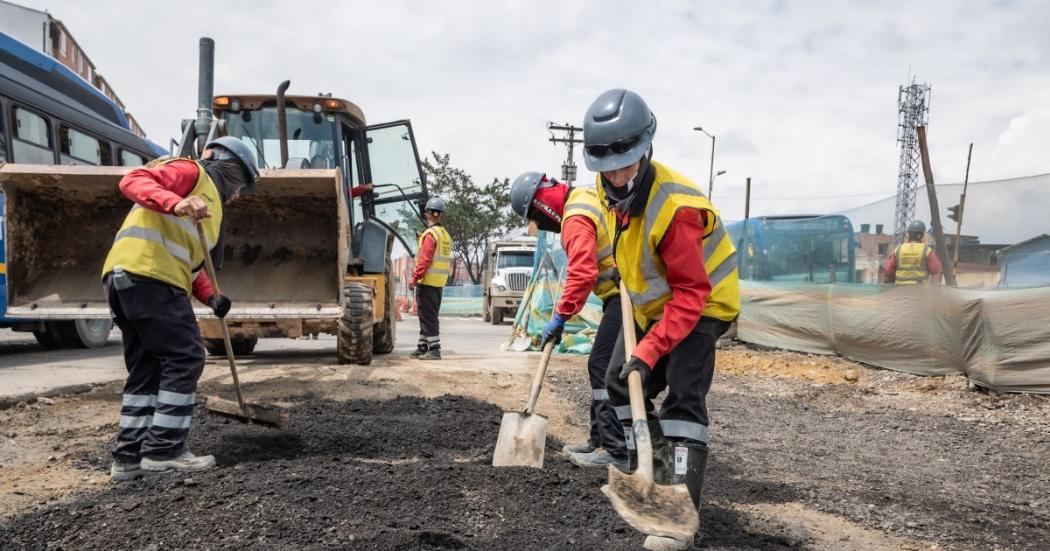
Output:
top-left (693, 126), bottom-right (716, 198)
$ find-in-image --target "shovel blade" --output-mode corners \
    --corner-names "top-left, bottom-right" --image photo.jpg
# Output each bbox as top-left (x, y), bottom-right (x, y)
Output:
top-left (603, 465), bottom-right (699, 540)
top-left (492, 411), bottom-right (548, 468)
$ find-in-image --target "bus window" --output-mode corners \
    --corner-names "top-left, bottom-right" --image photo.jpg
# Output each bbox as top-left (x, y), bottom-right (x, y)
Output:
top-left (59, 125), bottom-right (111, 166)
top-left (11, 106), bottom-right (55, 164)
top-left (119, 149), bottom-right (146, 167)
top-left (0, 109), bottom-right (6, 162)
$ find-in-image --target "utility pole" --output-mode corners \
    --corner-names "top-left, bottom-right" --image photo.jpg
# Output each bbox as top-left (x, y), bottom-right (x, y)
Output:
top-left (547, 123), bottom-right (583, 185)
top-left (952, 143), bottom-right (973, 277)
top-left (916, 126), bottom-right (957, 287)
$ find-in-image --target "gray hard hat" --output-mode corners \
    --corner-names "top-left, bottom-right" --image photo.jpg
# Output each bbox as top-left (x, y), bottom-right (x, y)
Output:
top-left (907, 220), bottom-right (926, 233)
top-left (206, 136), bottom-right (260, 185)
top-left (510, 171), bottom-right (550, 221)
top-left (583, 89), bottom-right (657, 172)
top-left (425, 197), bottom-right (446, 212)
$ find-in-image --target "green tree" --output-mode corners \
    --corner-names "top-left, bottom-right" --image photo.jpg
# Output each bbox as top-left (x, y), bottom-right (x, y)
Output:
top-left (403, 152), bottom-right (519, 284)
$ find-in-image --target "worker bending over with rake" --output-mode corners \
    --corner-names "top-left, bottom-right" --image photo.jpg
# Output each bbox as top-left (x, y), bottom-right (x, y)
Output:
top-left (102, 137), bottom-right (258, 481)
top-left (410, 197), bottom-right (453, 360)
top-left (509, 172), bottom-right (628, 470)
top-left (585, 89), bottom-right (740, 550)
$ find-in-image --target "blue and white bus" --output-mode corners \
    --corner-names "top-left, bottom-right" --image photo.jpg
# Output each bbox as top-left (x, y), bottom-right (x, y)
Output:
top-left (0, 31), bottom-right (164, 348)
top-left (725, 215), bottom-right (857, 284)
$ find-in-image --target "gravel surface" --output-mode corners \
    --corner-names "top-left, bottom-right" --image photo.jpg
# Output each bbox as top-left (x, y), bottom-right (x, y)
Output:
top-left (549, 344), bottom-right (1050, 550)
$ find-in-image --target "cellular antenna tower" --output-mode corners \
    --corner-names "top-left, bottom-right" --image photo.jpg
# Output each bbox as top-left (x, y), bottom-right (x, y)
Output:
top-left (894, 77), bottom-right (931, 242)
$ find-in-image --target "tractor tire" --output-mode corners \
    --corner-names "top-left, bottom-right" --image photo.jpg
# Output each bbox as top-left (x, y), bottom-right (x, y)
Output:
top-left (32, 324), bottom-right (63, 349)
top-left (483, 296), bottom-right (491, 323)
top-left (338, 282), bottom-right (374, 365)
top-left (372, 260), bottom-right (396, 355)
top-left (204, 337), bottom-right (258, 357)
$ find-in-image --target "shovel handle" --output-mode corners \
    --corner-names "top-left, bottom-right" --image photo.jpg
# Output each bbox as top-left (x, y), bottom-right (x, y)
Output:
top-left (195, 221), bottom-right (248, 418)
top-left (619, 282), bottom-right (653, 481)
top-left (524, 340), bottom-right (555, 415)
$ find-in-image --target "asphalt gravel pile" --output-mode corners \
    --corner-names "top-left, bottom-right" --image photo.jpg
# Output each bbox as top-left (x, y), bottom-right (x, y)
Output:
top-left (0, 395), bottom-right (786, 550)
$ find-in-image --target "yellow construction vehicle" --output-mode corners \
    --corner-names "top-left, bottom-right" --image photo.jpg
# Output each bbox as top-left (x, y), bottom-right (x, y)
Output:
top-left (0, 38), bottom-right (427, 364)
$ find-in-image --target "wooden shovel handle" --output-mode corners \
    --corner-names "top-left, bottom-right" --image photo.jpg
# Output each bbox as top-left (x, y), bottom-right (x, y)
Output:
top-left (619, 281), bottom-right (653, 480)
top-left (524, 340), bottom-right (555, 415)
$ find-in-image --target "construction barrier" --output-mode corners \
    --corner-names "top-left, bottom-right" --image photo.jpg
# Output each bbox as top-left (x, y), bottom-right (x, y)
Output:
top-left (737, 281), bottom-right (1050, 394)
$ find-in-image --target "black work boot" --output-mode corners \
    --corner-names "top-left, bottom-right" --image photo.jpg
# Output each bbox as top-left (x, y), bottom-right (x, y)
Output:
top-left (410, 344), bottom-right (428, 358)
top-left (420, 347), bottom-right (441, 360)
top-left (644, 441), bottom-right (708, 551)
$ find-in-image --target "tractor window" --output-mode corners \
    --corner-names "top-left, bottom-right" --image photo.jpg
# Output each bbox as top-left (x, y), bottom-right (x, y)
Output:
top-left (225, 106), bottom-right (337, 169)
top-left (365, 121), bottom-right (427, 254)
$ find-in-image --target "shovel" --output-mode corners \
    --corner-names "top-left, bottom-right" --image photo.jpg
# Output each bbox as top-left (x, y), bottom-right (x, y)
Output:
top-left (195, 222), bottom-right (286, 428)
top-left (603, 281), bottom-right (698, 540)
top-left (492, 340), bottom-right (555, 468)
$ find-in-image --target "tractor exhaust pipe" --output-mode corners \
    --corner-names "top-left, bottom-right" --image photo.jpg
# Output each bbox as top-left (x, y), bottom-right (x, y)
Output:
top-left (276, 80), bottom-right (291, 168)
top-left (193, 37), bottom-right (215, 154)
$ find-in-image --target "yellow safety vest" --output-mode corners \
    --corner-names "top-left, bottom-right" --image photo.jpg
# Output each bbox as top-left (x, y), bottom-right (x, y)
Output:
top-left (596, 161), bottom-right (740, 328)
top-left (418, 225), bottom-right (453, 287)
top-left (563, 187), bottom-right (619, 302)
top-left (894, 242), bottom-right (932, 284)
top-left (101, 159), bottom-right (223, 294)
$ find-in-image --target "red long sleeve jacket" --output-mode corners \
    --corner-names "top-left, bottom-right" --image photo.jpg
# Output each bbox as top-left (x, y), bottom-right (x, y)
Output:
top-left (618, 208), bottom-right (713, 368)
top-left (885, 245), bottom-right (943, 283)
top-left (412, 233), bottom-right (436, 282)
top-left (555, 216), bottom-right (600, 318)
top-left (117, 160), bottom-right (216, 304)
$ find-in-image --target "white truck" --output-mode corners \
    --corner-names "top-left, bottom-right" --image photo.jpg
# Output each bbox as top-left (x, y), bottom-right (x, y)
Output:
top-left (482, 238), bottom-right (536, 325)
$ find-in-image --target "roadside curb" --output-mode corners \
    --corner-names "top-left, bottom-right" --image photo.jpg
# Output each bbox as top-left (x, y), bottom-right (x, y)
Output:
top-left (0, 381), bottom-right (113, 411)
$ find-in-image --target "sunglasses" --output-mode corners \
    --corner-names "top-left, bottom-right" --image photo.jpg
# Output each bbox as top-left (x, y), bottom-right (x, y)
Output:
top-left (585, 134), bottom-right (644, 158)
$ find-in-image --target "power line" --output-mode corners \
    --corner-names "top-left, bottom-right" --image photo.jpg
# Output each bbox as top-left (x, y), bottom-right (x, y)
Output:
top-left (716, 190), bottom-right (895, 201)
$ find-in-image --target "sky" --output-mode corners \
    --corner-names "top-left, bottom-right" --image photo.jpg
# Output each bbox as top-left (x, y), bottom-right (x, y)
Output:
top-left (14, 0), bottom-right (1050, 220)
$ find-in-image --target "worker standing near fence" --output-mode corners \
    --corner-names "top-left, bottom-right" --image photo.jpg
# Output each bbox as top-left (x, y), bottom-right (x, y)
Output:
top-left (585, 89), bottom-right (740, 551)
top-left (886, 220), bottom-right (943, 284)
top-left (509, 172), bottom-right (628, 470)
top-left (102, 137), bottom-right (258, 481)
top-left (410, 197), bottom-right (453, 360)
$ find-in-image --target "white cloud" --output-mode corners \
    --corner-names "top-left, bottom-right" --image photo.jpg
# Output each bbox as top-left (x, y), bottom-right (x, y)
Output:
top-left (14, 0), bottom-right (1050, 221)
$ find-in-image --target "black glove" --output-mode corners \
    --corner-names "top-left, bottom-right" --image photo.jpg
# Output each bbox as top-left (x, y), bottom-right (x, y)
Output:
top-left (209, 295), bottom-right (232, 319)
top-left (619, 356), bottom-right (652, 390)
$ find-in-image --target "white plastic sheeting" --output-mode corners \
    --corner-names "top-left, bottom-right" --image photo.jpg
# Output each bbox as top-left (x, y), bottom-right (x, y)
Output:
top-left (737, 281), bottom-right (1050, 394)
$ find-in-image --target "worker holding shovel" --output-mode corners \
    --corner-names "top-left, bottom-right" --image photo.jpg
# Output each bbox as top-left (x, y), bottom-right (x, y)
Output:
top-left (509, 173), bottom-right (628, 470)
top-left (584, 89), bottom-right (739, 550)
top-left (101, 137), bottom-right (258, 481)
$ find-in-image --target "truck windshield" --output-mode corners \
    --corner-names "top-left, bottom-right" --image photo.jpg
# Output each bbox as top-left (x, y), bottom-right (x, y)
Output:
top-left (224, 107), bottom-right (337, 169)
top-left (497, 251), bottom-right (534, 269)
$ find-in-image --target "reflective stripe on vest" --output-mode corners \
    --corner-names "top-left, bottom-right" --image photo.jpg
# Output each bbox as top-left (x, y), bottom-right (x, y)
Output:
top-left (895, 242), bottom-right (930, 284)
top-left (101, 159), bottom-right (223, 293)
top-left (563, 187), bottom-right (618, 301)
top-left (419, 225), bottom-right (453, 287)
top-left (598, 161), bottom-right (740, 327)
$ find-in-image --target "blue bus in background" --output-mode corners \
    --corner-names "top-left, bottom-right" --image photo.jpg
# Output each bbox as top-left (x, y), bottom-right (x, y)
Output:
top-left (725, 215), bottom-right (857, 284)
top-left (0, 31), bottom-right (164, 348)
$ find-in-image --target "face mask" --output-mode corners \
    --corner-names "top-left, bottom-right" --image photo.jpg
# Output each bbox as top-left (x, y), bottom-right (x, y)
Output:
top-left (202, 158), bottom-right (249, 202)
top-left (529, 197), bottom-right (563, 232)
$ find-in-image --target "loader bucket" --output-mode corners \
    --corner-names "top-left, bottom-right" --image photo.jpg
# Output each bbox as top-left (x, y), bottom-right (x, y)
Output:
top-left (0, 164), bottom-right (346, 320)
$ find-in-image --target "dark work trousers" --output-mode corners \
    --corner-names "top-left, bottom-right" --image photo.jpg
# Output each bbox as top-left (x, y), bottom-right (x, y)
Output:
top-left (587, 294), bottom-right (628, 459)
top-left (605, 316), bottom-right (731, 446)
top-left (416, 284), bottom-right (443, 351)
top-left (107, 274), bottom-right (206, 462)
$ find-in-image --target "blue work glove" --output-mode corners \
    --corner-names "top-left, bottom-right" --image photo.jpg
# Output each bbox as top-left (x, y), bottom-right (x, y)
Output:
top-left (541, 313), bottom-right (567, 347)
top-left (209, 295), bottom-right (232, 319)
top-left (619, 356), bottom-right (652, 391)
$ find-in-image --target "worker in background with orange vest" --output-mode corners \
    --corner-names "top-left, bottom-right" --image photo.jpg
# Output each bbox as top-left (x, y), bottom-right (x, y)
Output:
top-left (509, 172), bottom-right (628, 471)
top-left (410, 197), bottom-right (453, 360)
top-left (102, 136), bottom-right (258, 481)
top-left (885, 220), bottom-right (943, 284)
top-left (585, 89), bottom-right (740, 551)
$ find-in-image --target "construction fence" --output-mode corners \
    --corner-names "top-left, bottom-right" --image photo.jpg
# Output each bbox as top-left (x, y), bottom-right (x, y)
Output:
top-left (737, 281), bottom-right (1050, 394)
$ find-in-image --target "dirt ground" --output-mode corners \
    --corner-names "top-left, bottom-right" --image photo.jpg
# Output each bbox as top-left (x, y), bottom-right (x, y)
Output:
top-left (1, 326), bottom-right (1048, 550)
